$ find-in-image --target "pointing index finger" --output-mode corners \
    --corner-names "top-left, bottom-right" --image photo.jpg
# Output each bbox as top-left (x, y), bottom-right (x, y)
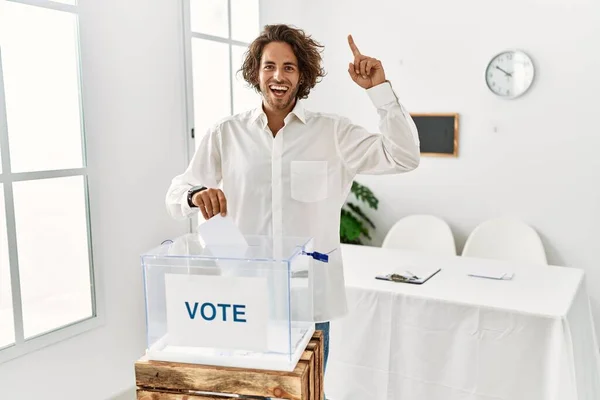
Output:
top-left (348, 34), bottom-right (361, 56)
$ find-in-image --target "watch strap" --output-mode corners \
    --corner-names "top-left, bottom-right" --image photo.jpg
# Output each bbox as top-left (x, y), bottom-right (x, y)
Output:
top-left (187, 186), bottom-right (207, 208)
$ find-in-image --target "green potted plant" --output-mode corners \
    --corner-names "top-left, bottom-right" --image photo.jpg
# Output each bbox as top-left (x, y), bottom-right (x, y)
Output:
top-left (340, 181), bottom-right (379, 245)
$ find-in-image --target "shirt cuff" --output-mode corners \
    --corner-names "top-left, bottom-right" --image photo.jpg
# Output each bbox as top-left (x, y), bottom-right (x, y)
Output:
top-left (367, 81), bottom-right (398, 108)
top-left (180, 190), bottom-right (199, 218)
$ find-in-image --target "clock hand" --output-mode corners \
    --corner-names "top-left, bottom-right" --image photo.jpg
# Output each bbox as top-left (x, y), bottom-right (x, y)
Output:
top-left (495, 65), bottom-right (513, 77)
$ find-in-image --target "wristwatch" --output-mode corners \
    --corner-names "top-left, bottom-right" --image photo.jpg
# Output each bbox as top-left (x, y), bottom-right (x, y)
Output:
top-left (187, 186), bottom-right (206, 208)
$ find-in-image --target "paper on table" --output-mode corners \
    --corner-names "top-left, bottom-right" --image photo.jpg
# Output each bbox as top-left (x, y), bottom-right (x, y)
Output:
top-left (468, 270), bottom-right (514, 280)
top-left (197, 215), bottom-right (248, 247)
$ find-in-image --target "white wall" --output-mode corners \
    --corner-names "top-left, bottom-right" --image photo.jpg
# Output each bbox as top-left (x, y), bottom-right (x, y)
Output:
top-left (261, 0), bottom-right (600, 338)
top-left (1, 1), bottom-right (597, 398)
top-left (0, 0), bottom-right (189, 398)
top-left (259, 0), bottom-right (303, 27)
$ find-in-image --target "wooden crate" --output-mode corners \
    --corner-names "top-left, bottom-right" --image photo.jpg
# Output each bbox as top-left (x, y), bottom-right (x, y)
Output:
top-left (136, 330), bottom-right (324, 400)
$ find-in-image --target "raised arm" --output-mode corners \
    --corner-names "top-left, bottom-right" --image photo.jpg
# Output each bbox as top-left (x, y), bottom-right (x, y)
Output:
top-left (335, 35), bottom-right (420, 175)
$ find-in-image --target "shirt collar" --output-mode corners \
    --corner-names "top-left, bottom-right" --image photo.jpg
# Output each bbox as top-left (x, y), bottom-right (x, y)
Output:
top-left (287, 100), bottom-right (307, 124)
top-left (250, 106), bottom-right (268, 129)
top-left (250, 99), bottom-right (307, 128)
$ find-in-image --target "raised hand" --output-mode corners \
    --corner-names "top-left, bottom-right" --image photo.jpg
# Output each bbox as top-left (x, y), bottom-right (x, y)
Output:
top-left (347, 34), bottom-right (386, 89)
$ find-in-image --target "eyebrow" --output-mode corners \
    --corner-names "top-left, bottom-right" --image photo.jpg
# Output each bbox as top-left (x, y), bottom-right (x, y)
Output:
top-left (262, 60), bottom-right (298, 67)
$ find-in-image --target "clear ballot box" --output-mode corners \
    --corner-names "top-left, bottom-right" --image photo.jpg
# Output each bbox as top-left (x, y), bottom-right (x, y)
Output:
top-left (140, 233), bottom-right (316, 371)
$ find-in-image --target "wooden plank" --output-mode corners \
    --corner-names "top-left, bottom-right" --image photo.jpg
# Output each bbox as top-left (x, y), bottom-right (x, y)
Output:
top-left (300, 357), bottom-right (310, 400)
top-left (299, 350), bottom-right (313, 400)
top-left (137, 389), bottom-right (223, 400)
top-left (136, 359), bottom-right (308, 400)
top-left (310, 330), bottom-right (324, 400)
top-left (305, 344), bottom-right (317, 400)
top-left (303, 349), bottom-right (316, 400)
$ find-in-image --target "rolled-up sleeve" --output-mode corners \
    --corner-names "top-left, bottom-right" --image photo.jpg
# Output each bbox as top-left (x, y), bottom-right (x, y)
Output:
top-left (334, 81), bottom-right (420, 175)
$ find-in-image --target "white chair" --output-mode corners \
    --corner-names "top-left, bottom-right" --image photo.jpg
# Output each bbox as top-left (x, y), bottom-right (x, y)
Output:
top-left (382, 215), bottom-right (456, 256)
top-left (462, 217), bottom-right (547, 265)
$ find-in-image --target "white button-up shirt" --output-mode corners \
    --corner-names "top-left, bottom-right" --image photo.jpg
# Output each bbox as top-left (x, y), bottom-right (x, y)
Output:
top-left (166, 81), bottom-right (420, 322)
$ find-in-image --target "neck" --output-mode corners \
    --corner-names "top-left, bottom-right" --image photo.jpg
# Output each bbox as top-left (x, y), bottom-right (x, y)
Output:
top-left (263, 98), bottom-right (296, 137)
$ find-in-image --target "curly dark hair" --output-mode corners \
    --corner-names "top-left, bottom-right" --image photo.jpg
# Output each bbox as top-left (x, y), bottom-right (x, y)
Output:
top-left (240, 24), bottom-right (326, 100)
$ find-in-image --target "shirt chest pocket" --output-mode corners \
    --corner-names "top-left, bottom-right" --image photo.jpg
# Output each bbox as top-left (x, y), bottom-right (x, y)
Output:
top-left (290, 161), bottom-right (328, 203)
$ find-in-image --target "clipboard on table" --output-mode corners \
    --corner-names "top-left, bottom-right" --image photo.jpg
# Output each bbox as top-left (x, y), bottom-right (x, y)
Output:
top-left (375, 268), bottom-right (441, 285)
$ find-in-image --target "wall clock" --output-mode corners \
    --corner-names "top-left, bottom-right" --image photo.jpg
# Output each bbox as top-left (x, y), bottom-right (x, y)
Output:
top-left (485, 50), bottom-right (535, 99)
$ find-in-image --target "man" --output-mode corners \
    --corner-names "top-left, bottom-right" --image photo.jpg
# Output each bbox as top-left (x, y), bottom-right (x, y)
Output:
top-left (166, 24), bottom-right (420, 373)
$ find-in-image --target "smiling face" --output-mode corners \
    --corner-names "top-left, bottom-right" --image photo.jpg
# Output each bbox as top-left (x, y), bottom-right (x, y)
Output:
top-left (258, 41), bottom-right (301, 112)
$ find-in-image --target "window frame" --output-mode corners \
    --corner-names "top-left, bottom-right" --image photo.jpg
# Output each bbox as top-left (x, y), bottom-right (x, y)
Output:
top-left (181, 0), bottom-right (262, 162)
top-left (180, 0), bottom-right (262, 232)
top-left (0, 0), bottom-right (102, 364)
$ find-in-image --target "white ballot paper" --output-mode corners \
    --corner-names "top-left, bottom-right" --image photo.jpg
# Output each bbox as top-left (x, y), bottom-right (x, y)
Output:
top-left (197, 215), bottom-right (248, 247)
top-left (196, 215), bottom-right (250, 276)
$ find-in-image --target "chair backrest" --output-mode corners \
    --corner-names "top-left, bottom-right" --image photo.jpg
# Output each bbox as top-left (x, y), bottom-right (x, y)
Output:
top-left (462, 217), bottom-right (547, 265)
top-left (382, 215), bottom-right (456, 256)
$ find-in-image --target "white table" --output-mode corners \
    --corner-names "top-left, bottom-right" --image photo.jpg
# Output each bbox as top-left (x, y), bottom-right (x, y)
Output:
top-left (326, 244), bottom-right (600, 400)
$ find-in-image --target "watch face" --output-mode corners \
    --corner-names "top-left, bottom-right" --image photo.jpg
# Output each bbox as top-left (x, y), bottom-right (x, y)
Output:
top-left (485, 50), bottom-right (535, 98)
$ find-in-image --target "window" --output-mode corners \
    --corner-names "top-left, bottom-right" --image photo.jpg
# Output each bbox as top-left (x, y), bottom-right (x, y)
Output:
top-left (183, 0), bottom-right (261, 150)
top-left (0, 0), bottom-right (97, 362)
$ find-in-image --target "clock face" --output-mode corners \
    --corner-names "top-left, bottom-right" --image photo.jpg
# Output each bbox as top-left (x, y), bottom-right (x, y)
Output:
top-left (485, 50), bottom-right (535, 98)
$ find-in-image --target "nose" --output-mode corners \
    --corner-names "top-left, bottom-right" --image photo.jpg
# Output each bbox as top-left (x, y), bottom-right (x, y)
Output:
top-left (273, 67), bottom-right (282, 82)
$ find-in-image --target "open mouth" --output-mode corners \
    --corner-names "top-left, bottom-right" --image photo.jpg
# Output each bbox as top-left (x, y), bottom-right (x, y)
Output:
top-left (269, 84), bottom-right (289, 98)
